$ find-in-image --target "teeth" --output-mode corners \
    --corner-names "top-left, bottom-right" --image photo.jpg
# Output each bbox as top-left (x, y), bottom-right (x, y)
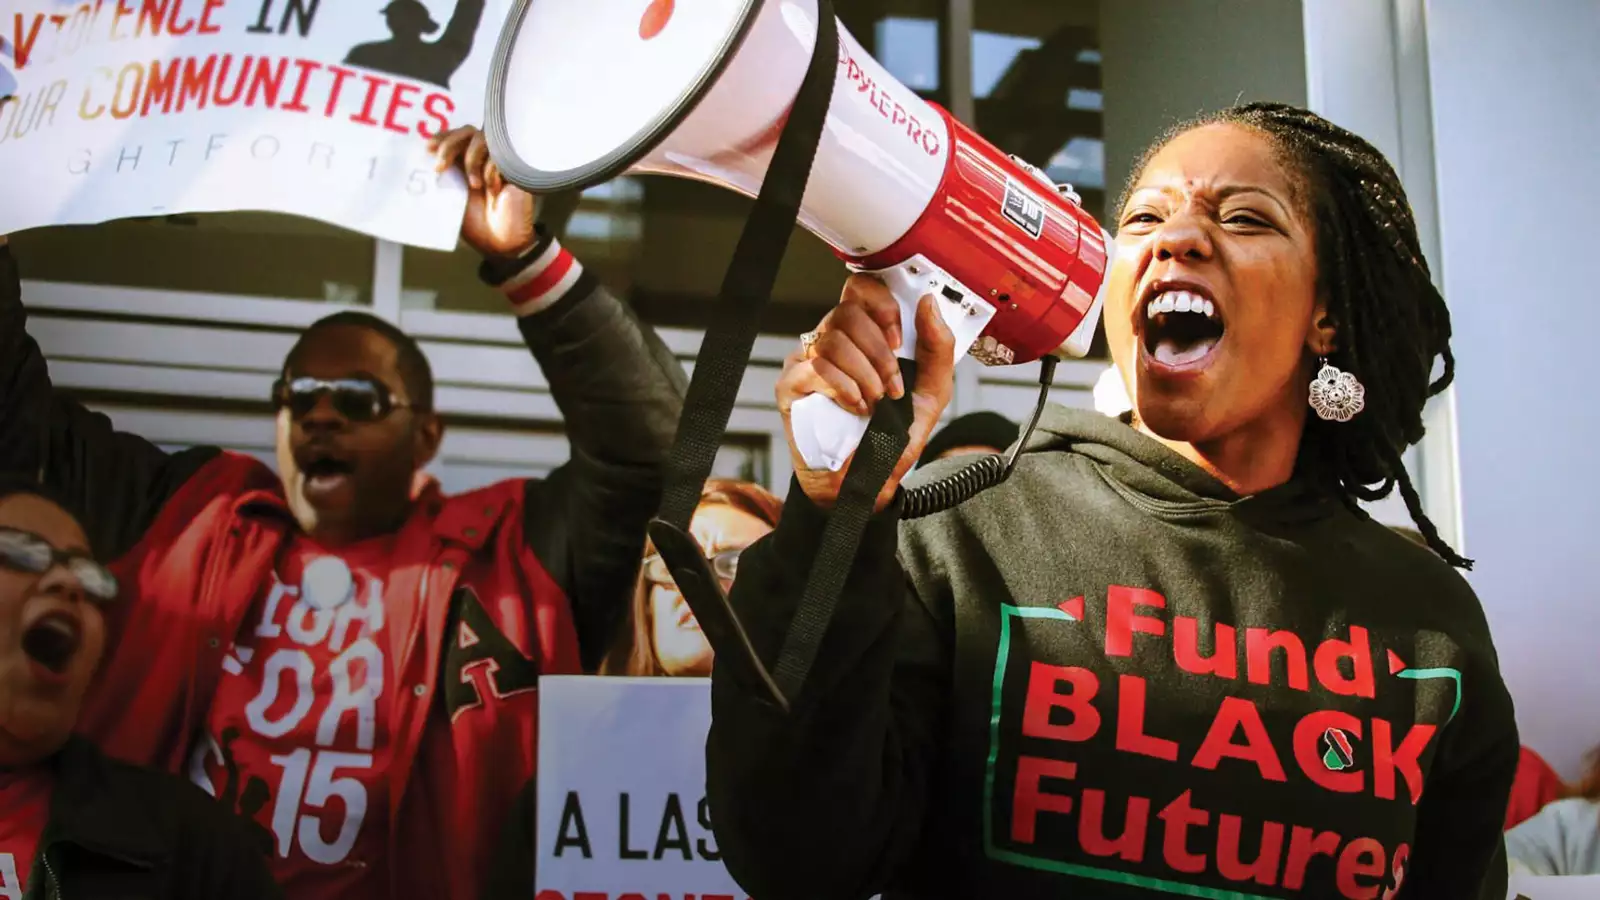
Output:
top-left (1145, 291), bottom-right (1217, 320)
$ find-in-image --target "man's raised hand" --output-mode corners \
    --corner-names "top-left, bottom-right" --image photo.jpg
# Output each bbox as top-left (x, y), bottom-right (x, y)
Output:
top-left (429, 126), bottom-right (539, 259)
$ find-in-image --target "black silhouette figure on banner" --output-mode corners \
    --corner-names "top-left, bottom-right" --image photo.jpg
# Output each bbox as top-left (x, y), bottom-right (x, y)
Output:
top-left (344, 0), bottom-right (487, 89)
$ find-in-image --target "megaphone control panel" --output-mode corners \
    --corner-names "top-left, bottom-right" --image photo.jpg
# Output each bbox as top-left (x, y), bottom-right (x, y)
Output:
top-left (842, 108), bottom-right (1113, 363)
top-left (790, 254), bottom-right (998, 471)
top-left (792, 109), bottom-right (1115, 472)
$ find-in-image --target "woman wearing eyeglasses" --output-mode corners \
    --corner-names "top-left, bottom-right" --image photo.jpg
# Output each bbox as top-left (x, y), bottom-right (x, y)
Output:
top-left (602, 479), bottom-right (783, 677)
top-left (481, 479), bottom-right (783, 898)
top-left (0, 476), bottom-right (280, 899)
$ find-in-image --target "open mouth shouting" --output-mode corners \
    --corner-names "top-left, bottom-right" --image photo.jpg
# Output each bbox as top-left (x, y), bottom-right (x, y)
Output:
top-left (1139, 279), bottom-right (1225, 375)
top-left (297, 447), bottom-right (357, 502)
top-left (20, 607), bottom-right (81, 685)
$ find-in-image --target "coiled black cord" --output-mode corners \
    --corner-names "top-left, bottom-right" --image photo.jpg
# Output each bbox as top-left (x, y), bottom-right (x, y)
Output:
top-left (902, 356), bottom-right (1060, 519)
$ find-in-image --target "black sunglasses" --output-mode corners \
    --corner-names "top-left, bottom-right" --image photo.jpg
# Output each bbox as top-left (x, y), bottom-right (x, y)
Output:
top-left (271, 376), bottom-right (417, 423)
top-left (0, 528), bottom-right (118, 604)
top-left (643, 547), bottom-right (745, 587)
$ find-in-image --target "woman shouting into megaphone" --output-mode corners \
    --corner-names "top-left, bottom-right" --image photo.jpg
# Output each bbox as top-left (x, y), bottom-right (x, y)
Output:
top-left (705, 103), bottom-right (1516, 900)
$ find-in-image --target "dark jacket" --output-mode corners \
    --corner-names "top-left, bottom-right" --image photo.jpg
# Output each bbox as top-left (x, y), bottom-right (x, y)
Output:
top-left (0, 242), bottom-right (687, 900)
top-left (27, 736), bottom-right (279, 900)
top-left (708, 406), bottom-right (1517, 900)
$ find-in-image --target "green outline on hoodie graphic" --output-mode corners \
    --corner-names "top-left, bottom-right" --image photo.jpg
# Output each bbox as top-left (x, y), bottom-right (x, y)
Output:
top-left (984, 603), bottom-right (1275, 900)
top-left (1395, 667), bottom-right (1463, 723)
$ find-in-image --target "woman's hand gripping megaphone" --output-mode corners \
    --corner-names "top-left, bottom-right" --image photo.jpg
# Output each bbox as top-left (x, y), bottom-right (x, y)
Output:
top-left (779, 274), bottom-right (958, 512)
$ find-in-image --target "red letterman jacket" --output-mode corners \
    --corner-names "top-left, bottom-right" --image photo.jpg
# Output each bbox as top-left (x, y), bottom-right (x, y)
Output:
top-left (0, 239), bottom-right (687, 900)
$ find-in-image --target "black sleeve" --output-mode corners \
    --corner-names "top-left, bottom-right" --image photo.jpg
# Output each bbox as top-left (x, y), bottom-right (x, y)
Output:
top-left (706, 485), bottom-right (950, 900)
top-left (482, 244), bottom-right (686, 672)
top-left (1402, 640), bottom-right (1519, 899)
top-left (0, 245), bottom-right (218, 559)
top-left (170, 781), bottom-right (283, 900)
top-left (185, 820), bottom-right (283, 900)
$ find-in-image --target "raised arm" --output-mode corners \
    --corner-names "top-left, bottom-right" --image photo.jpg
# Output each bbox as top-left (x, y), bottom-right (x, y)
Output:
top-left (430, 126), bottom-right (686, 670)
top-left (0, 237), bottom-right (217, 559)
top-left (708, 488), bottom-right (950, 900)
top-left (487, 231), bottom-right (685, 671)
top-left (707, 271), bottom-right (960, 898)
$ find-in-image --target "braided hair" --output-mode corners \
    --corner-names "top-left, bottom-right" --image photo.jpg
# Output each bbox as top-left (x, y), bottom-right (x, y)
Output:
top-left (1122, 102), bottom-right (1469, 569)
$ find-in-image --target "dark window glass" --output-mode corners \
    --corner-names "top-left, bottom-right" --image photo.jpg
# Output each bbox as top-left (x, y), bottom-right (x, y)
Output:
top-left (972, 1), bottom-right (1105, 355)
top-left (11, 213), bottom-right (374, 304)
top-left (972, 2), bottom-right (1104, 220)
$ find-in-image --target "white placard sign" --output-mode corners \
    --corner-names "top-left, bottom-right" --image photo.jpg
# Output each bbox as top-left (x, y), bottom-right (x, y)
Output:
top-left (1508, 873), bottom-right (1600, 899)
top-left (537, 676), bottom-right (749, 900)
top-left (0, 0), bottom-right (509, 247)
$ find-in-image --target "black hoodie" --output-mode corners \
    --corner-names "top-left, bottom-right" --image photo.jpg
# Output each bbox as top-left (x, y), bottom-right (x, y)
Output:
top-left (707, 406), bottom-right (1516, 900)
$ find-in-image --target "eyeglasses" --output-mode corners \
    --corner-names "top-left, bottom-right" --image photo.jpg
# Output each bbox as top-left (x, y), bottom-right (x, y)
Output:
top-left (271, 376), bottom-right (416, 423)
top-left (642, 547), bottom-right (745, 587)
top-left (0, 528), bottom-right (118, 604)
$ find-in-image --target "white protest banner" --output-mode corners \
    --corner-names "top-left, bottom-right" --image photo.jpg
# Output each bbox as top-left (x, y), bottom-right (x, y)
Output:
top-left (0, 0), bottom-right (510, 248)
top-left (536, 676), bottom-right (748, 900)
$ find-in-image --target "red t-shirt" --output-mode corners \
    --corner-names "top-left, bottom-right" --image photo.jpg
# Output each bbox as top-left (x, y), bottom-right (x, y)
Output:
top-left (190, 533), bottom-right (396, 900)
top-left (0, 767), bottom-right (52, 899)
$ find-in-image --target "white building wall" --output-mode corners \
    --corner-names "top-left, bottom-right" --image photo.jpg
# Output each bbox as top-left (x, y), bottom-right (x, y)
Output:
top-left (1423, 0), bottom-right (1600, 779)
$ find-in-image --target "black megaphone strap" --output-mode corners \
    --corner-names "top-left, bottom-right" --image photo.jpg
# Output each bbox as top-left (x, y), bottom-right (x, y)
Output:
top-left (651, 0), bottom-right (912, 712)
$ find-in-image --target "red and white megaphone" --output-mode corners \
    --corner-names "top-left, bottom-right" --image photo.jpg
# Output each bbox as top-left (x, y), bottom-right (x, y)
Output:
top-left (485, 0), bottom-right (1112, 471)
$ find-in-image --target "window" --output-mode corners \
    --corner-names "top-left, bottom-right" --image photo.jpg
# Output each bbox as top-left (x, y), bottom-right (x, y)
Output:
top-left (10, 213), bottom-right (374, 304)
top-left (971, 0), bottom-right (1105, 356)
top-left (876, 15), bottom-right (942, 93)
top-left (397, 178), bottom-right (646, 317)
top-left (972, 2), bottom-right (1104, 217)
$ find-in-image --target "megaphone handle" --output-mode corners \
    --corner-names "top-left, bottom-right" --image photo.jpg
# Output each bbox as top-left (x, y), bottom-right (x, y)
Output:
top-left (791, 256), bottom-right (996, 471)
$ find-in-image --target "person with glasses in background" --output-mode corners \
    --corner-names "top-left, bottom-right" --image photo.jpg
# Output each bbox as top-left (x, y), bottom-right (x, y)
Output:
top-left (602, 479), bottom-right (783, 677)
top-left (0, 124), bottom-right (685, 900)
top-left (481, 479), bottom-right (781, 898)
top-left (0, 476), bottom-right (280, 899)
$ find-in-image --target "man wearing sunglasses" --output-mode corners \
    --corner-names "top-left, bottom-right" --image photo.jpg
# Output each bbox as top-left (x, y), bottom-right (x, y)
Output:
top-left (0, 126), bottom-right (685, 900)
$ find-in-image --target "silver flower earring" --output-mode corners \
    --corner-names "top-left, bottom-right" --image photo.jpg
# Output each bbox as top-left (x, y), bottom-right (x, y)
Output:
top-left (1309, 358), bottom-right (1365, 422)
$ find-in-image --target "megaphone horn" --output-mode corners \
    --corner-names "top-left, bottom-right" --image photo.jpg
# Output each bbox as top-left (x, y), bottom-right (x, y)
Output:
top-left (486, 0), bottom-right (1113, 472)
